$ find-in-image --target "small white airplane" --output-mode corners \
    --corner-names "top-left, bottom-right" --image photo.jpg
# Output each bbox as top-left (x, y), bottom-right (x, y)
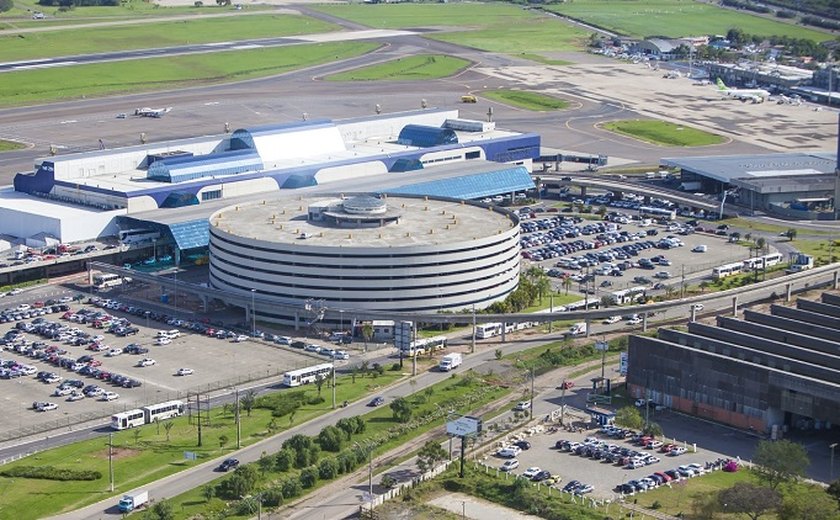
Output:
top-left (134, 107), bottom-right (172, 118)
top-left (716, 78), bottom-right (769, 103)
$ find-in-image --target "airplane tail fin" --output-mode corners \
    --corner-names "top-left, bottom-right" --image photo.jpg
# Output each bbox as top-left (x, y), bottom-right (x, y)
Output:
top-left (716, 78), bottom-right (728, 90)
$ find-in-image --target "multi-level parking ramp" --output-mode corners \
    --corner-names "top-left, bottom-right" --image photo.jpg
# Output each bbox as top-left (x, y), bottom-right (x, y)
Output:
top-left (90, 261), bottom-right (840, 336)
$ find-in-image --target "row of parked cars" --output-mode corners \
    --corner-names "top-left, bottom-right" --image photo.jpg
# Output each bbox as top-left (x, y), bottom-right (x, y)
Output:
top-left (0, 302), bottom-right (71, 325)
top-left (615, 462), bottom-right (712, 495)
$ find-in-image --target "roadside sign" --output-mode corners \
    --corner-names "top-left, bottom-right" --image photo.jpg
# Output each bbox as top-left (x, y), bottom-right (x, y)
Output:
top-left (184, 451), bottom-right (196, 461)
top-left (595, 340), bottom-right (608, 352)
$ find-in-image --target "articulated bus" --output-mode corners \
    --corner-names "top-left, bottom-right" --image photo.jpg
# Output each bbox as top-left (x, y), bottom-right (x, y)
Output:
top-left (638, 206), bottom-right (676, 221)
top-left (713, 253), bottom-right (785, 280)
top-left (282, 363), bottom-right (334, 387)
top-left (111, 400), bottom-right (184, 430)
top-left (712, 261), bottom-right (746, 280)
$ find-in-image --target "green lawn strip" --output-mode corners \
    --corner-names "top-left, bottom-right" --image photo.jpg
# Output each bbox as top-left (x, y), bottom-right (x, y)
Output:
top-left (160, 373), bottom-right (511, 518)
top-left (517, 53), bottom-right (574, 66)
top-left (638, 469), bottom-right (760, 517)
top-left (602, 120), bottom-right (725, 147)
top-left (0, 42), bottom-right (378, 108)
top-left (719, 217), bottom-right (837, 237)
top-left (314, 4), bottom-right (589, 53)
top-left (0, 371), bottom-right (403, 519)
top-left (0, 14), bottom-right (337, 62)
top-left (4, 0), bottom-right (256, 20)
top-left (482, 90), bottom-right (571, 111)
top-left (502, 336), bottom-right (628, 376)
top-left (545, 0), bottom-right (830, 41)
top-left (325, 54), bottom-right (469, 81)
top-left (0, 139), bottom-right (26, 152)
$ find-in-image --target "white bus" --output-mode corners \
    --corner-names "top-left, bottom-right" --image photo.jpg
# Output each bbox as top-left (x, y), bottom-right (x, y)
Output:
top-left (744, 253), bottom-right (783, 270)
top-left (144, 400), bottom-right (184, 423)
top-left (638, 206), bottom-right (676, 221)
top-left (474, 322), bottom-right (503, 339)
top-left (282, 363), bottom-right (333, 387)
top-left (93, 273), bottom-right (124, 290)
top-left (712, 261), bottom-right (744, 280)
top-left (119, 228), bottom-right (161, 245)
top-left (111, 409), bottom-right (145, 430)
top-left (400, 335), bottom-right (447, 356)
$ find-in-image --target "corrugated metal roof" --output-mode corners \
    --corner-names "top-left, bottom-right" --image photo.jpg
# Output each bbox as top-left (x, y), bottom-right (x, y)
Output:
top-left (661, 152), bottom-right (836, 183)
top-left (385, 166), bottom-right (534, 200)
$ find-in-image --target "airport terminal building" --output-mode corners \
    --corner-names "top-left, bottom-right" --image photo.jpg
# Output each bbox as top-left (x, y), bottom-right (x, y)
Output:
top-left (1, 108), bottom-right (540, 252)
top-left (209, 194), bottom-right (521, 321)
top-left (626, 293), bottom-right (840, 434)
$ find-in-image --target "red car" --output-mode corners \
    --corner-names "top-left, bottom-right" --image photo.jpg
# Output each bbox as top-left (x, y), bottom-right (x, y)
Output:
top-left (557, 381), bottom-right (575, 390)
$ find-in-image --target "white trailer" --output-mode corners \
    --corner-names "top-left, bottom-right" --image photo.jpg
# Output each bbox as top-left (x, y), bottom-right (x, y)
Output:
top-left (439, 352), bottom-right (463, 371)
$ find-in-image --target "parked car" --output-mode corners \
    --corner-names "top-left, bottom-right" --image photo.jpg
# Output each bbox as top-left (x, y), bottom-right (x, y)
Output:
top-left (101, 391), bottom-right (119, 401)
top-left (522, 467), bottom-right (542, 479)
top-left (496, 446), bottom-right (522, 458)
top-left (500, 459), bottom-right (519, 472)
top-left (176, 368), bottom-right (194, 376)
top-left (513, 401), bottom-right (531, 411)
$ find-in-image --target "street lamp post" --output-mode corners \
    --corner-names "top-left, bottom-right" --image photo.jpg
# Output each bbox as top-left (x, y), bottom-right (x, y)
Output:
top-left (831, 443), bottom-right (838, 482)
top-left (250, 289), bottom-right (256, 336)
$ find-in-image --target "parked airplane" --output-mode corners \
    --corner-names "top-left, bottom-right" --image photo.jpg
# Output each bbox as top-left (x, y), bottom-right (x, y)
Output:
top-left (716, 78), bottom-right (769, 103)
top-left (134, 107), bottom-right (172, 118)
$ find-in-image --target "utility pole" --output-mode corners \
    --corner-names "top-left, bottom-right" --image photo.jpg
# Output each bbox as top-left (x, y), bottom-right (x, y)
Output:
top-left (548, 293), bottom-right (553, 333)
top-left (681, 265), bottom-right (686, 299)
top-left (108, 432), bottom-right (114, 492)
top-left (470, 304), bottom-right (476, 354)
top-left (529, 367), bottom-right (535, 420)
top-left (235, 387), bottom-right (241, 449)
top-left (196, 393), bottom-right (203, 447)
top-left (331, 366), bottom-right (336, 410)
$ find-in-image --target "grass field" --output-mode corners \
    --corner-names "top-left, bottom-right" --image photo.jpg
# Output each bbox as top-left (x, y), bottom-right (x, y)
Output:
top-left (602, 119), bottom-right (725, 147)
top-left (314, 4), bottom-right (590, 53)
top-left (0, 139), bottom-right (26, 152)
top-left (546, 0), bottom-right (831, 41)
top-left (0, 42), bottom-right (378, 108)
top-left (1, 0), bottom-right (241, 21)
top-left (0, 14), bottom-right (336, 62)
top-left (482, 90), bottom-right (571, 111)
top-left (326, 54), bottom-right (470, 81)
top-left (0, 371), bottom-right (404, 519)
top-left (719, 217), bottom-right (837, 237)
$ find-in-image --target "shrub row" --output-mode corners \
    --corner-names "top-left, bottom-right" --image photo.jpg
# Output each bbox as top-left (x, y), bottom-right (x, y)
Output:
top-left (0, 466), bottom-right (102, 481)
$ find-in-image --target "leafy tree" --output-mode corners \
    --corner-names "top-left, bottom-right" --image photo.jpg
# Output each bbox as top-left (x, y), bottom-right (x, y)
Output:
top-left (0, 0), bottom-right (13, 12)
top-left (299, 466), bottom-right (318, 488)
top-left (201, 484), bottom-right (214, 503)
top-left (416, 439), bottom-right (448, 472)
top-left (495, 349), bottom-right (503, 360)
top-left (717, 482), bottom-right (781, 520)
top-left (133, 428), bottom-right (142, 446)
top-left (281, 477), bottom-right (302, 499)
top-left (274, 448), bottom-right (293, 472)
top-left (562, 277), bottom-right (573, 296)
top-left (314, 373), bottom-right (326, 396)
top-left (614, 406), bottom-right (643, 430)
top-left (218, 434), bottom-right (229, 448)
top-left (318, 457), bottom-right (339, 480)
top-left (643, 422), bottom-right (664, 437)
top-left (389, 397), bottom-right (412, 423)
top-left (828, 479), bottom-right (840, 508)
top-left (262, 486), bottom-right (284, 507)
top-left (142, 499), bottom-right (174, 520)
top-left (283, 434), bottom-right (320, 469)
top-left (692, 491), bottom-right (721, 519)
top-left (360, 360), bottom-right (370, 378)
top-left (779, 484), bottom-right (840, 520)
top-left (753, 439), bottom-right (809, 489)
top-left (258, 452), bottom-right (273, 474)
top-left (337, 449), bottom-right (357, 474)
top-left (785, 228), bottom-right (798, 241)
top-left (240, 389), bottom-right (257, 417)
top-left (317, 425), bottom-right (344, 452)
top-left (381, 474), bottom-right (397, 489)
top-left (215, 465), bottom-right (259, 499)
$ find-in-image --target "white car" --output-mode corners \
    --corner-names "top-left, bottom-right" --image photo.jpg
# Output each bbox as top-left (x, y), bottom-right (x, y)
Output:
top-left (627, 317), bottom-right (643, 325)
top-left (513, 401), bottom-right (531, 411)
top-left (669, 446), bottom-right (687, 456)
top-left (522, 467), bottom-right (542, 479)
top-left (53, 387), bottom-right (73, 397)
top-left (66, 392), bottom-right (85, 402)
top-left (602, 316), bottom-right (621, 325)
top-left (496, 446), bottom-right (522, 458)
top-left (9, 288), bottom-right (23, 295)
top-left (332, 350), bottom-right (350, 360)
top-left (156, 337), bottom-right (171, 346)
top-left (692, 245), bottom-right (708, 253)
top-left (233, 335), bottom-right (248, 343)
top-left (105, 349), bottom-right (121, 357)
top-left (100, 391), bottom-right (119, 401)
top-left (137, 358), bottom-right (156, 367)
top-left (176, 367), bottom-right (194, 376)
top-left (500, 459), bottom-right (520, 472)
top-left (38, 402), bottom-right (58, 411)
top-left (690, 303), bottom-right (704, 311)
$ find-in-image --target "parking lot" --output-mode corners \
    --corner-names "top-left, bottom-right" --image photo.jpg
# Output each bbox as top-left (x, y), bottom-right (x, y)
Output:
top-left (486, 426), bottom-right (730, 500)
top-left (0, 294), bottom-right (322, 438)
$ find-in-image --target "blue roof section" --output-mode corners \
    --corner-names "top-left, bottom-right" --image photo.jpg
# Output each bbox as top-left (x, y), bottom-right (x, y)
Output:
top-left (168, 219), bottom-right (210, 251)
top-left (385, 166), bottom-right (534, 200)
top-left (147, 150), bottom-right (263, 183)
top-left (397, 125), bottom-right (458, 148)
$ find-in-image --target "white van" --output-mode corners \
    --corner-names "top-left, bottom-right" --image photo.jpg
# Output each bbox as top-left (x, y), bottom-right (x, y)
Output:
top-left (568, 323), bottom-right (587, 337)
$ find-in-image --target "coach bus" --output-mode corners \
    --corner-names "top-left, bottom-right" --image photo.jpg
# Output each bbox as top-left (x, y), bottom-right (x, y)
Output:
top-left (474, 322), bottom-right (503, 339)
top-left (282, 363), bottom-right (334, 387)
top-left (399, 335), bottom-right (447, 357)
top-left (638, 206), bottom-right (676, 221)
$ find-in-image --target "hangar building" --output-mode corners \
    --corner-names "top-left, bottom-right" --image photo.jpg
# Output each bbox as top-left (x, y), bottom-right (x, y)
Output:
top-left (626, 293), bottom-right (840, 434)
top-left (2, 108), bottom-right (539, 248)
top-left (208, 193), bottom-right (520, 322)
top-left (660, 151), bottom-right (839, 219)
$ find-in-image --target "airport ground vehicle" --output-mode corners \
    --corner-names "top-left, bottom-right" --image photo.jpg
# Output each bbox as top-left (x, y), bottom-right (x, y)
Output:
top-left (118, 490), bottom-right (148, 513)
top-left (438, 352), bottom-right (462, 371)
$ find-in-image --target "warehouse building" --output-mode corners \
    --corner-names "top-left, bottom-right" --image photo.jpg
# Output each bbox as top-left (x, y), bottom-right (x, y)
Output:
top-left (626, 293), bottom-right (840, 434)
top-left (208, 193), bottom-right (521, 323)
top-left (660, 151), bottom-right (839, 219)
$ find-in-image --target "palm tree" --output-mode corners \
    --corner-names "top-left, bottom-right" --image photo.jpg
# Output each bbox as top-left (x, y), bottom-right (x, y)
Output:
top-left (534, 176), bottom-right (543, 200)
top-left (361, 322), bottom-right (374, 353)
top-left (360, 360), bottom-right (370, 378)
top-left (562, 277), bottom-right (573, 296)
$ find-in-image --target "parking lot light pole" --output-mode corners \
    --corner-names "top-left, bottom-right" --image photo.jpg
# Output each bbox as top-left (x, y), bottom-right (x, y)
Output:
top-left (250, 289), bottom-right (256, 336)
top-left (831, 443), bottom-right (837, 481)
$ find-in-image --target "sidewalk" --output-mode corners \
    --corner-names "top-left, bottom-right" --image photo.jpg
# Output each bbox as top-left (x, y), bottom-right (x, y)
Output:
top-left (429, 492), bottom-right (544, 520)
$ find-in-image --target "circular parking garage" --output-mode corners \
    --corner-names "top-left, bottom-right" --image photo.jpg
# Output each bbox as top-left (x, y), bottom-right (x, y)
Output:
top-left (208, 194), bottom-right (521, 325)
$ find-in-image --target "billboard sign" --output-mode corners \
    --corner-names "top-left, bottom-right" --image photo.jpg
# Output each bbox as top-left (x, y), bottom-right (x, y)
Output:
top-left (446, 415), bottom-right (482, 437)
top-left (619, 352), bottom-right (628, 376)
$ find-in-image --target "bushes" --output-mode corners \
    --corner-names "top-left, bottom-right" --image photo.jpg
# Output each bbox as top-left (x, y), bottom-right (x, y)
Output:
top-left (299, 467), bottom-right (318, 489)
top-left (0, 466), bottom-right (101, 481)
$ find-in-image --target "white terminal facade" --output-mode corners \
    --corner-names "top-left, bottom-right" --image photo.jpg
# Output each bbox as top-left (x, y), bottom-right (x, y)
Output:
top-left (208, 194), bottom-right (521, 322)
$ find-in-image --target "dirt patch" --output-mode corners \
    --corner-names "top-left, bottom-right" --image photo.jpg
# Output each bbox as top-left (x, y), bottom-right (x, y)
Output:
top-left (93, 447), bottom-right (141, 461)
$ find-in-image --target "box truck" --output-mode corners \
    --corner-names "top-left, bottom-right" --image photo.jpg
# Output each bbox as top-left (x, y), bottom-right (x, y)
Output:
top-left (439, 353), bottom-right (463, 371)
top-left (118, 490), bottom-right (149, 513)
